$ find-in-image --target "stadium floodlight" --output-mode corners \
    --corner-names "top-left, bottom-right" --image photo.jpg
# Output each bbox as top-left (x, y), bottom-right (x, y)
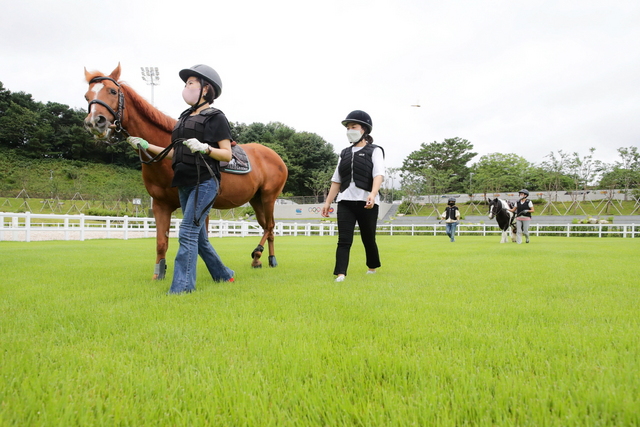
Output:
top-left (140, 67), bottom-right (160, 105)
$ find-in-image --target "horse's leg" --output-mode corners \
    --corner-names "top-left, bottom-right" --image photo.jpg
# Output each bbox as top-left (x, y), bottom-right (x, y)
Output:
top-left (262, 194), bottom-right (278, 267)
top-left (152, 203), bottom-right (173, 280)
top-left (249, 198), bottom-right (267, 268)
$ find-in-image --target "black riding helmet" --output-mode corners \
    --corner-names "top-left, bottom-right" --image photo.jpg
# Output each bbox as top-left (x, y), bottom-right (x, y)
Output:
top-left (341, 110), bottom-right (372, 134)
top-left (179, 64), bottom-right (223, 99)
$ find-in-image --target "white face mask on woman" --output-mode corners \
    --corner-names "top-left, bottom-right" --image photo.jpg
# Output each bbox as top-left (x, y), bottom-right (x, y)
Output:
top-left (182, 86), bottom-right (201, 106)
top-left (346, 129), bottom-right (363, 144)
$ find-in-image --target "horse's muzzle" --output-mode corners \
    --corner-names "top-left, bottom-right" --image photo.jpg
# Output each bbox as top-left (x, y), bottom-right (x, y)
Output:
top-left (84, 115), bottom-right (113, 141)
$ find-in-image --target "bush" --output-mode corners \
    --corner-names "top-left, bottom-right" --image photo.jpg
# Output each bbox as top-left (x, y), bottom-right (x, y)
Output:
top-left (398, 201), bottom-right (416, 215)
top-left (86, 208), bottom-right (127, 217)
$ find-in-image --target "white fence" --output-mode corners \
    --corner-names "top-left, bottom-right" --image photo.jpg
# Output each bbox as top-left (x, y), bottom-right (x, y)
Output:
top-left (0, 213), bottom-right (638, 242)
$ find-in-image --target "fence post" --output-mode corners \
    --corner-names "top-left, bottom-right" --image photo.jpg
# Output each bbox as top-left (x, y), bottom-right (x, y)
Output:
top-left (12, 216), bottom-right (18, 241)
top-left (25, 212), bottom-right (31, 242)
top-left (80, 214), bottom-right (85, 241)
top-left (123, 216), bottom-right (129, 240)
top-left (64, 215), bottom-right (70, 241)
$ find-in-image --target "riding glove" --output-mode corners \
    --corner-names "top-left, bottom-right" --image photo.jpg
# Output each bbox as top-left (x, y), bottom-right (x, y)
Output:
top-left (184, 138), bottom-right (210, 154)
top-left (127, 136), bottom-right (149, 150)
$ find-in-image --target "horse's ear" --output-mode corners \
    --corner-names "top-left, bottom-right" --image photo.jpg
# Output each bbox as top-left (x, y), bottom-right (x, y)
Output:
top-left (109, 63), bottom-right (122, 82)
top-left (84, 67), bottom-right (93, 83)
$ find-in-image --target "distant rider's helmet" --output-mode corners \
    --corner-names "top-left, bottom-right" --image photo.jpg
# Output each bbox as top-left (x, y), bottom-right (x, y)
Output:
top-left (518, 189), bottom-right (529, 197)
top-left (448, 197), bottom-right (456, 205)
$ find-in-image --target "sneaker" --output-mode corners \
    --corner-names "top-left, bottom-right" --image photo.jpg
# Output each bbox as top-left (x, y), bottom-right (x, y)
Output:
top-left (335, 275), bottom-right (345, 282)
top-left (366, 270), bottom-right (376, 274)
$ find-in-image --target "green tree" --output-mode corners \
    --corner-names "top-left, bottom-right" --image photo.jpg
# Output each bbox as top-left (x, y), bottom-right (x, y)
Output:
top-left (470, 153), bottom-right (533, 196)
top-left (566, 148), bottom-right (601, 201)
top-left (401, 137), bottom-right (477, 193)
top-left (231, 121), bottom-right (337, 196)
top-left (539, 151), bottom-right (573, 200)
top-left (598, 146), bottom-right (640, 199)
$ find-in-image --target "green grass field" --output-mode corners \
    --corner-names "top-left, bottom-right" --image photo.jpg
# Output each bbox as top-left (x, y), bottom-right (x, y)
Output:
top-left (1, 236), bottom-right (638, 426)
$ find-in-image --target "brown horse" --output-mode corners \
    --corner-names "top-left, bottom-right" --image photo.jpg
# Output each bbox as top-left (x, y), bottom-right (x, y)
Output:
top-left (83, 64), bottom-right (288, 278)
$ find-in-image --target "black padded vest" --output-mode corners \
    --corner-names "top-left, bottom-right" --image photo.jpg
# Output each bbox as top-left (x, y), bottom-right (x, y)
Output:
top-left (444, 206), bottom-right (459, 220)
top-left (516, 199), bottom-right (532, 218)
top-left (338, 144), bottom-right (384, 193)
top-left (171, 108), bottom-right (221, 180)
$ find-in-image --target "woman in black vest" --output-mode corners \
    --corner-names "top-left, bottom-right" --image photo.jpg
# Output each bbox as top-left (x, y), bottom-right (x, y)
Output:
top-left (508, 189), bottom-right (534, 244)
top-left (321, 110), bottom-right (385, 282)
top-left (126, 64), bottom-right (235, 294)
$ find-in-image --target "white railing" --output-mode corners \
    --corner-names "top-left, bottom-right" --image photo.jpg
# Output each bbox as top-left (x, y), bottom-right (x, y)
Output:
top-left (0, 212), bottom-right (638, 242)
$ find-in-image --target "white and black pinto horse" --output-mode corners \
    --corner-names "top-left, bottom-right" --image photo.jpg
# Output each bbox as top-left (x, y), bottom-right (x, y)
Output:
top-left (487, 198), bottom-right (517, 243)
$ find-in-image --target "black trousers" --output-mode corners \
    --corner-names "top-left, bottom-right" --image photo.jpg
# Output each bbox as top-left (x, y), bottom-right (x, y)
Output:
top-left (334, 201), bottom-right (381, 276)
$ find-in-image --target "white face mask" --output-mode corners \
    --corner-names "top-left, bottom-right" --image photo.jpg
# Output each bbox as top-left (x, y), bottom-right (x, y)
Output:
top-left (182, 86), bottom-right (201, 106)
top-left (346, 129), bottom-right (363, 143)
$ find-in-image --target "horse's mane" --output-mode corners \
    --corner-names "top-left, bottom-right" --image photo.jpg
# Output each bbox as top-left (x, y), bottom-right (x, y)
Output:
top-left (119, 83), bottom-right (176, 133)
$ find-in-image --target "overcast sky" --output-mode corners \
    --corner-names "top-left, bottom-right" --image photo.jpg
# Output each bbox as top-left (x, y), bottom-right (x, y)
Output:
top-left (1, 0), bottom-right (638, 170)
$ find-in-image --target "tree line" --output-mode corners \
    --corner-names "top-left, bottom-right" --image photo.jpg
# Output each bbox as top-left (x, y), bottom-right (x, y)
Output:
top-left (397, 137), bottom-right (640, 203)
top-left (3, 80), bottom-right (638, 203)
top-left (0, 81), bottom-right (337, 198)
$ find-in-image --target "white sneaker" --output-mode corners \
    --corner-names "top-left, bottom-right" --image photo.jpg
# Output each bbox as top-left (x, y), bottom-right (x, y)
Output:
top-left (335, 275), bottom-right (345, 282)
top-left (366, 270), bottom-right (376, 274)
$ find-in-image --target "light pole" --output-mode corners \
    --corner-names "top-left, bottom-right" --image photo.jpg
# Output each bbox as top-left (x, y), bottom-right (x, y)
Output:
top-left (141, 67), bottom-right (160, 105)
top-left (469, 172), bottom-right (474, 196)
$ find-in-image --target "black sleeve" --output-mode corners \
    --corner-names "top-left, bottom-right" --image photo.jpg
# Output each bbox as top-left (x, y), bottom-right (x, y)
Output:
top-left (203, 113), bottom-right (232, 146)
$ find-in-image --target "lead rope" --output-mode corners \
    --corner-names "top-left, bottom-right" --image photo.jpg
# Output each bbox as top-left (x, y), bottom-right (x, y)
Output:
top-left (192, 152), bottom-right (218, 227)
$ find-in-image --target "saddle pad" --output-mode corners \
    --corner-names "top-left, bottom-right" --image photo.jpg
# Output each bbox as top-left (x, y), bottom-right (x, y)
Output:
top-left (221, 144), bottom-right (251, 174)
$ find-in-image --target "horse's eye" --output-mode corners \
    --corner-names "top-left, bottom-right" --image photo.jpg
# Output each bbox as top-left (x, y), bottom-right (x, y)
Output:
top-left (109, 89), bottom-right (117, 95)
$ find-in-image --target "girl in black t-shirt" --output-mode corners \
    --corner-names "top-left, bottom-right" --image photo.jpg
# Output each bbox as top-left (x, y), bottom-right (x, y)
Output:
top-left (127, 64), bottom-right (235, 293)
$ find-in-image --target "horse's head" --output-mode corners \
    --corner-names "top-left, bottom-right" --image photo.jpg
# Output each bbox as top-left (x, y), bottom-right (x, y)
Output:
top-left (487, 198), bottom-right (499, 219)
top-left (83, 63), bottom-right (125, 143)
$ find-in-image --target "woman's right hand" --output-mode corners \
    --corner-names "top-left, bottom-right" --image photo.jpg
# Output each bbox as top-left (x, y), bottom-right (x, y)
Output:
top-left (127, 136), bottom-right (149, 150)
top-left (320, 204), bottom-right (331, 217)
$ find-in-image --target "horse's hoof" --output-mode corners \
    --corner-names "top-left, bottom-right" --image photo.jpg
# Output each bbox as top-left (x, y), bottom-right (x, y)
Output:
top-left (154, 259), bottom-right (167, 280)
top-left (251, 245), bottom-right (264, 259)
top-left (252, 262), bottom-right (263, 269)
top-left (268, 255), bottom-right (278, 267)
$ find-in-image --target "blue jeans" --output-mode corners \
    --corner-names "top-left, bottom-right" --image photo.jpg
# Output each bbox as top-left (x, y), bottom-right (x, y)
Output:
top-left (445, 222), bottom-right (458, 242)
top-left (169, 178), bottom-right (234, 294)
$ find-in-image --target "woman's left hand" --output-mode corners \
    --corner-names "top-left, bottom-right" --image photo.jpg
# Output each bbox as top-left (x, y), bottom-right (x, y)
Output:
top-left (184, 138), bottom-right (210, 154)
top-left (365, 195), bottom-right (375, 209)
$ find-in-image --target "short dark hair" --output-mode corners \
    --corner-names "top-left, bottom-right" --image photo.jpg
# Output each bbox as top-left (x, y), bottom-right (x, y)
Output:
top-left (202, 81), bottom-right (215, 103)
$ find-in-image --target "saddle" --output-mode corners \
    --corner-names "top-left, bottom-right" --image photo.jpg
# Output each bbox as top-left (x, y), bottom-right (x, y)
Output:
top-left (220, 142), bottom-right (251, 174)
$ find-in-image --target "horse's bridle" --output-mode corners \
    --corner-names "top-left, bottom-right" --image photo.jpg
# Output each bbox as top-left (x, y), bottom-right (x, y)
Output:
top-left (86, 76), bottom-right (165, 164)
top-left (489, 199), bottom-right (502, 219)
top-left (87, 76), bottom-right (130, 142)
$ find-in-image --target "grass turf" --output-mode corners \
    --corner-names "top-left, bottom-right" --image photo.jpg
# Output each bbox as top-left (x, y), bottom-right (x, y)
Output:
top-left (0, 236), bottom-right (638, 426)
